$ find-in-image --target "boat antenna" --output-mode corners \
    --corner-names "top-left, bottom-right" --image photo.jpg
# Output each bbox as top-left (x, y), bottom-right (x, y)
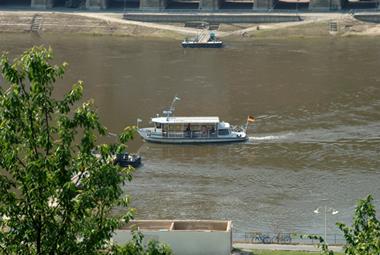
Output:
top-left (163, 95), bottom-right (180, 119)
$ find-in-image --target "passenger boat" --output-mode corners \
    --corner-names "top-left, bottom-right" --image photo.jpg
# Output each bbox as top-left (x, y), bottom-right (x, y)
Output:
top-left (137, 97), bottom-right (254, 144)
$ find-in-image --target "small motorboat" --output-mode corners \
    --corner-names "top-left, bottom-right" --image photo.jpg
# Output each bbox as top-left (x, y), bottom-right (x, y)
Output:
top-left (71, 151), bottom-right (141, 189)
top-left (114, 152), bottom-right (142, 168)
top-left (91, 150), bottom-right (142, 168)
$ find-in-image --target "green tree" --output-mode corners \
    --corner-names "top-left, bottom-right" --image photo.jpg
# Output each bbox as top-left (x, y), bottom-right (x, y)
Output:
top-left (0, 46), bottom-right (135, 254)
top-left (337, 195), bottom-right (380, 255)
top-left (111, 230), bottom-right (172, 255)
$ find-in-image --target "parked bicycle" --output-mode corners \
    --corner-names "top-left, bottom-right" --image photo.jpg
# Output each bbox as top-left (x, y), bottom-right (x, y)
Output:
top-left (245, 232), bottom-right (292, 244)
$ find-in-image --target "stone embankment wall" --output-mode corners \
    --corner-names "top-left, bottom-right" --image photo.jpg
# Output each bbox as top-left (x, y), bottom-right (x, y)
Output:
top-left (354, 14), bottom-right (380, 23)
top-left (13, 0), bottom-right (380, 11)
top-left (124, 13), bottom-right (302, 23)
top-left (0, 13), bottom-right (33, 33)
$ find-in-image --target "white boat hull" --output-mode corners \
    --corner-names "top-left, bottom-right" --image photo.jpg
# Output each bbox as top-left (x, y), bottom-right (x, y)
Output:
top-left (138, 128), bottom-right (247, 144)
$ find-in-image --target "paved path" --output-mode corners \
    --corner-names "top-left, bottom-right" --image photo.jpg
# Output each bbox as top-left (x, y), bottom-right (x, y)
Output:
top-left (234, 243), bottom-right (343, 252)
top-left (75, 12), bottom-right (202, 36)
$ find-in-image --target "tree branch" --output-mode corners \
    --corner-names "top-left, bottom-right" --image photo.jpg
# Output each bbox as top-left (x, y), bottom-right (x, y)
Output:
top-left (16, 155), bottom-right (26, 169)
top-left (45, 109), bottom-right (50, 156)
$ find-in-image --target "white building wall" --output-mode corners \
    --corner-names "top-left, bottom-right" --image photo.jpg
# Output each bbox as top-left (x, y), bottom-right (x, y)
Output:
top-left (113, 220), bottom-right (232, 255)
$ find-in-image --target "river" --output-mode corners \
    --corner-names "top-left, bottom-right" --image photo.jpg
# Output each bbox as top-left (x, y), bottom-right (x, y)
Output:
top-left (1, 33), bottom-right (379, 240)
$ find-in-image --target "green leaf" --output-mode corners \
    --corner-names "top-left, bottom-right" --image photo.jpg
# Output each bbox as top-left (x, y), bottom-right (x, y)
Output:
top-left (0, 46), bottom-right (144, 255)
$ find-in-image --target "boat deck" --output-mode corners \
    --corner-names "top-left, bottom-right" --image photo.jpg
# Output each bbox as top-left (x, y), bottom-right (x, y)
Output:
top-left (138, 128), bottom-right (247, 144)
top-left (182, 30), bottom-right (223, 48)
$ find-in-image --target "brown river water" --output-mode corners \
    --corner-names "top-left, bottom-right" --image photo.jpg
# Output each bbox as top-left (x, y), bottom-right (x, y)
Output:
top-left (1, 33), bottom-right (380, 239)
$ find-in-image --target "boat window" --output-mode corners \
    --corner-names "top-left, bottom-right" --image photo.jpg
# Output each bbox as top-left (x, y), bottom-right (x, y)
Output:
top-left (155, 123), bottom-right (162, 129)
top-left (218, 129), bottom-right (230, 136)
top-left (170, 125), bottom-right (184, 132)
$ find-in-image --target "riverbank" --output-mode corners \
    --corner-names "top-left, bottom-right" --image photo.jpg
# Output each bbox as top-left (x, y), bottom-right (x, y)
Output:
top-left (1, 10), bottom-right (380, 40)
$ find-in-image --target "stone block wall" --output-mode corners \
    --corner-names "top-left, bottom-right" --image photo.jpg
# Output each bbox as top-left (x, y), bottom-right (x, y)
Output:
top-left (200, 0), bottom-right (218, 10)
top-left (31, 0), bottom-right (49, 8)
top-left (86, 0), bottom-right (107, 9)
top-left (140, 0), bottom-right (167, 10)
top-left (309, 0), bottom-right (342, 10)
top-left (24, 0), bottom-right (380, 11)
top-left (254, 0), bottom-right (274, 9)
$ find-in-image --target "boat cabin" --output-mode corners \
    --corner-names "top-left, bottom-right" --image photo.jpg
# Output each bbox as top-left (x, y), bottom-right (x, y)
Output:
top-left (151, 116), bottom-right (231, 138)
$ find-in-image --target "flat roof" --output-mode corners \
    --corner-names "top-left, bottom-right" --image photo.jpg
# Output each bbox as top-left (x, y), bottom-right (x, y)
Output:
top-left (119, 220), bottom-right (232, 232)
top-left (152, 116), bottom-right (220, 124)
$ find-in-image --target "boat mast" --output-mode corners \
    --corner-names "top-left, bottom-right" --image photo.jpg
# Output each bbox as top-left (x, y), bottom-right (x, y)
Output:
top-left (163, 96), bottom-right (180, 119)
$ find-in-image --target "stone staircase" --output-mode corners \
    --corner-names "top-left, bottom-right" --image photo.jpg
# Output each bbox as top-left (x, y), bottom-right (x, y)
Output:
top-left (329, 21), bottom-right (338, 33)
top-left (31, 14), bottom-right (43, 32)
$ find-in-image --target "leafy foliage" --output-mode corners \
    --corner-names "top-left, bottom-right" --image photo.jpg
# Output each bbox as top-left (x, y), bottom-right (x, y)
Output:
top-left (337, 195), bottom-right (380, 255)
top-left (308, 195), bottom-right (380, 255)
top-left (111, 230), bottom-right (172, 255)
top-left (302, 234), bottom-right (334, 255)
top-left (0, 46), bottom-right (136, 254)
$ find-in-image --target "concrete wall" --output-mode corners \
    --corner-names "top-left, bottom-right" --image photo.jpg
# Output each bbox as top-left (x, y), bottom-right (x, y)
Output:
top-left (354, 13), bottom-right (380, 23)
top-left (113, 220), bottom-right (232, 255)
top-left (32, 0), bottom-right (107, 9)
top-left (254, 0), bottom-right (274, 9)
top-left (86, 0), bottom-right (107, 9)
top-left (18, 0), bottom-right (380, 11)
top-left (200, 0), bottom-right (218, 10)
top-left (309, 0), bottom-right (342, 10)
top-left (31, 0), bottom-right (49, 8)
top-left (124, 12), bottom-right (302, 23)
top-left (140, 0), bottom-right (167, 10)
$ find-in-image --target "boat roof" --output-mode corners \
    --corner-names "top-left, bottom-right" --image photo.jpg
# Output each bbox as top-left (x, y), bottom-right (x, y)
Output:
top-left (152, 116), bottom-right (220, 124)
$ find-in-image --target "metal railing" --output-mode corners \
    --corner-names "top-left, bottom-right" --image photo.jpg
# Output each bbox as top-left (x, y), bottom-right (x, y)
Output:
top-left (148, 130), bottom-right (218, 139)
top-left (233, 231), bottom-right (346, 245)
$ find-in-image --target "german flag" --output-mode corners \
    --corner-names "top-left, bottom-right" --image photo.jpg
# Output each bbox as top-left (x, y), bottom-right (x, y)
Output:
top-left (247, 115), bottom-right (255, 123)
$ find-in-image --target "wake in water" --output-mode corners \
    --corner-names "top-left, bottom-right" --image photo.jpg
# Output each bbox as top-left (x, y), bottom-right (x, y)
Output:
top-left (247, 121), bottom-right (380, 144)
top-left (248, 134), bottom-right (293, 142)
top-left (248, 123), bottom-right (380, 145)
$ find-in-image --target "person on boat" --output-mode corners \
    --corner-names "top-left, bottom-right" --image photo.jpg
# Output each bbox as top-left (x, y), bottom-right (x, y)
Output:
top-left (210, 126), bottom-right (215, 135)
top-left (202, 125), bottom-right (208, 137)
top-left (209, 32), bottom-right (216, 42)
top-left (185, 124), bottom-right (191, 137)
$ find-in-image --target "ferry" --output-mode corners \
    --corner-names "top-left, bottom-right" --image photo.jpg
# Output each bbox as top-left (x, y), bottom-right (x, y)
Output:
top-left (181, 40), bottom-right (223, 48)
top-left (182, 31), bottom-right (223, 48)
top-left (137, 97), bottom-right (254, 144)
